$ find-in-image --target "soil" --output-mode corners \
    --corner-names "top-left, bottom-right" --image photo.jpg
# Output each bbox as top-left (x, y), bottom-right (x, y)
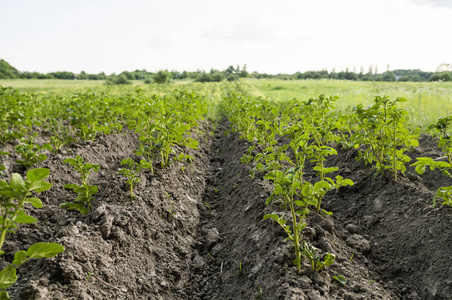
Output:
top-left (0, 121), bottom-right (451, 299)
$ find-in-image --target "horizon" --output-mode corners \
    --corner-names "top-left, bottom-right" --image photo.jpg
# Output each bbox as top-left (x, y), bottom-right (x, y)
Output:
top-left (0, 58), bottom-right (444, 76)
top-left (1, 0), bottom-right (451, 75)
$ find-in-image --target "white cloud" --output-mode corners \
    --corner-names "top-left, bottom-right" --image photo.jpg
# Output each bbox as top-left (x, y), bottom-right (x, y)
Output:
top-left (410, 0), bottom-right (452, 8)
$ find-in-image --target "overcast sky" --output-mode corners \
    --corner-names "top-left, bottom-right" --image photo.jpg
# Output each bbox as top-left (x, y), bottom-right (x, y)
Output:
top-left (1, 0), bottom-right (451, 74)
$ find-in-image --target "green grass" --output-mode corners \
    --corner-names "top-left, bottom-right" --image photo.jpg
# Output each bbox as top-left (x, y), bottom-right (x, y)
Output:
top-left (243, 79), bottom-right (452, 129)
top-left (1, 78), bottom-right (451, 129)
top-left (0, 79), bottom-right (106, 93)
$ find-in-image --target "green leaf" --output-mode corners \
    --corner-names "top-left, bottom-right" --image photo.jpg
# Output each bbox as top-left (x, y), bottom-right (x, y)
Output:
top-left (26, 242), bottom-right (65, 259)
top-left (264, 171), bottom-right (276, 181)
top-left (333, 275), bottom-right (347, 285)
top-left (12, 251), bottom-right (27, 266)
top-left (26, 168), bottom-right (50, 182)
top-left (14, 213), bottom-right (38, 224)
top-left (323, 167), bottom-right (339, 175)
top-left (24, 197), bottom-right (43, 208)
top-left (314, 181), bottom-right (331, 190)
top-left (0, 265), bottom-right (17, 289)
top-left (60, 202), bottom-right (89, 214)
top-left (322, 253), bottom-right (335, 266)
top-left (0, 290), bottom-right (11, 300)
top-left (293, 200), bottom-right (306, 207)
top-left (10, 174), bottom-right (26, 192)
top-left (263, 214), bottom-right (279, 222)
top-left (37, 153), bottom-right (47, 161)
top-left (415, 164), bottom-right (426, 175)
top-left (29, 180), bottom-right (52, 192)
top-left (63, 158), bottom-right (77, 165)
top-left (0, 190), bottom-right (21, 199)
top-left (140, 160), bottom-right (152, 168)
top-left (301, 183), bottom-right (312, 197)
top-left (121, 158), bottom-right (133, 165)
top-left (321, 209), bottom-right (333, 216)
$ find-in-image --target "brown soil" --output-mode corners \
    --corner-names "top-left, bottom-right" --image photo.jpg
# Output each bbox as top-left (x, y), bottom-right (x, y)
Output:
top-left (0, 121), bottom-right (451, 300)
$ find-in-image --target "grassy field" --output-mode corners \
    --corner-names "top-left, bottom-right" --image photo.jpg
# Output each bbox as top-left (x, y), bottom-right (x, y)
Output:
top-left (1, 78), bottom-right (451, 129)
top-left (243, 79), bottom-right (452, 129)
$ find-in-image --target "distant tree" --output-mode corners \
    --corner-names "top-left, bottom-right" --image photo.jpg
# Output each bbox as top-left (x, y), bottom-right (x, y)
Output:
top-left (105, 74), bottom-right (131, 85)
top-left (428, 72), bottom-right (452, 82)
top-left (77, 71), bottom-right (88, 80)
top-left (226, 74), bottom-right (239, 81)
top-left (239, 64), bottom-right (248, 78)
top-left (382, 71), bottom-right (396, 82)
top-left (210, 72), bottom-right (224, 82)
top-left (48, 71), bottom-right (75, 80)
top-left (0, 59), bottom-right (19, 79)
top-left (179, 71), bottom-right (188, 79)
top-left (195, 72), bottom-right (212, 83)
top-left (153, 70), bottom-right (171, 84)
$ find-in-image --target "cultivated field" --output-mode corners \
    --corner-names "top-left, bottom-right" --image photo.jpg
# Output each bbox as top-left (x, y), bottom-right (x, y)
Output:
top-left (0, 80), bottom-right (451, 299)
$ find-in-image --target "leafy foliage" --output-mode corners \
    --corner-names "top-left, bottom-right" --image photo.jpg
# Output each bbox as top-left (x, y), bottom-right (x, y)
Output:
top-left (352, 96), bottom-right (418, 180)
top-left (61, 156), bottom-right (100, 214)
top-left (15, 134), bottom-right (52, 169)
top-left (0, 169), bottom-right (64, 297)
top-left (118, 158), bottom-right (151, 199)
top-left (412, 116), bottom-right (452, 207)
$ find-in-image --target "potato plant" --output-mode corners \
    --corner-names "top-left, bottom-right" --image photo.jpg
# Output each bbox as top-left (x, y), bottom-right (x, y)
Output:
top-left (128, 91), bottom-right (205, 174)
top-left (61, 156), bottom-right (100, 214)
top-left (412, 116), bottom-right (452, 207)
top-left (352, 96), bottom-right (418, 180)
top-left (118, 158), bottom-right (152, 199)
top-left (0, 169), bottom-right (64, 299)
top-left (224, 92), bottom-right (356, 273)
top-left (14, 134), bottom-right (52, 169)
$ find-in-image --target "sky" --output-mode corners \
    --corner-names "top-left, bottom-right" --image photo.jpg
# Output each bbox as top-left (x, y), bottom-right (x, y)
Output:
top-left (1, 0), bottom-right (451, 75)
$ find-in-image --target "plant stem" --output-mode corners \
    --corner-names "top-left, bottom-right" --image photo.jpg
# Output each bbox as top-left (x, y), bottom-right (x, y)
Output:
top-left (393, 122), bottom-right (397, 181)
top-left (288, 195), bottom-right (301, 273)
top-left (0, 209), bottom-right (10, 253)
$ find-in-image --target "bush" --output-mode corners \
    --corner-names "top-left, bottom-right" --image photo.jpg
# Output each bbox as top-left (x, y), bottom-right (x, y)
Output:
top-left (153, 70), bottom-right (171, 84)
top-left (195, 73), bottom-right (212, 83)
top-left (226, 74), bottom-right (240, 82)
top-left (428, 72), bottom-right (452, 82)
top-left (105, 75), bottom-right (132, 85)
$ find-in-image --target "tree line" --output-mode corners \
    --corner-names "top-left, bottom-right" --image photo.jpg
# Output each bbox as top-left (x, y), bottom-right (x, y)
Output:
top-left (1, 59), bottom-right (451, 83)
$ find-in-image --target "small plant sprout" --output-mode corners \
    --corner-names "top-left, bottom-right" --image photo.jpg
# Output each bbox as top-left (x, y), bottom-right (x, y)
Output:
top-left (255, 285), bottom-right (262, 299)
top-left (61, 155), bottom-right (100, 214)
top-left (50, 135), bottom-right (66, 153)
top-left (165, 193), bottom-right (176, 220)
top-left (301, 241), bottom-right (335, 272)
top-left (0, 169), bottom-right (65, 297)
top-left (234, 260), bottom-right (243, 275)
top-left (86, 272), bottom-right (93, 281)
top-left (118, 158), bottom-right (151, 200)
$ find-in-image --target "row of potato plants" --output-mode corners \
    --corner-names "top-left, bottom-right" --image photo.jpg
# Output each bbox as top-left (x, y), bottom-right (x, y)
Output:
top-left (0, 87), bottom-right (209, 297)
top-left (220, 90), bottom-right (452, 274)
top-left (221, 92), bottom-right (353, 273)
